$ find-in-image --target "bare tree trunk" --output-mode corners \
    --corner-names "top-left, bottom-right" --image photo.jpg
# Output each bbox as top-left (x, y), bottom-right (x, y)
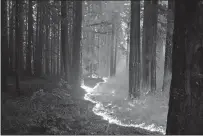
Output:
top-left (34, 0), bottom-right (43, 76)
top-left (142, 1), bottom-right (150, 92)
top-left (45, 24), bottom-right (50, 75)
top-left (38, 1), bottom-right (43, 76)
top-left (110, 23), bottom-right (115, 77)
top-left (2, 0), bottom-right (9, 92)
top-left (162, 0), bottom-right (174, 92)
top-left (113, 29), bottom-right (118, 75)
top-left (129, 1), bottom-right (141, 98)
top-left (142, 0), bottom-right (158, 93)
top-left (107, 32), bottom-right (111, 76)
top-left (8, 1), bottom-right (15, 72)
top-left (72, 1), bottom-right (82, 87)
top-left (50, 30), bottom-right (53, 75)
top-left (58, 22), bottom-right (61, 76)
top-left (61, 1), bottom-right (69, 81)
top-left (151, 0), bottom-right (158, 93)
top-left (15, 0), bottom-right (23, 92)
top-left (126, 22), bottom-right (130, 69)
top-left (166, 0), bottom-right (203, 134)
top-left (34, 1), bottom-right (39, 75)
top-left (26, 0), bottom-right (33, 76)
top-left (18, 0), bottom-right (25, 78)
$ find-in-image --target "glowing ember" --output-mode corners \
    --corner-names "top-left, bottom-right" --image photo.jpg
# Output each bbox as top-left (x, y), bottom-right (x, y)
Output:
top-left (80, 77), bottom-right (165, 134)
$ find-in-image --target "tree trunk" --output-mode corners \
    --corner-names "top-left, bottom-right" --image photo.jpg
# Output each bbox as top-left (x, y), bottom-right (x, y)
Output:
top-left (1, 0), bottom-right (8, 92)
top-left (162, 0), bottom-right (174, 92)
top-left (110, 23), bottom-right (115, 77)
top-left (142, 1), bottom-right (150, 92)
top-left (15, 0), bottom-right (23, 92)
top-left (150, 0), bottom-right (158, 93)
top-left (45, 24), bottom-right (50, 75)
top-left (58, 22), bottom-right (61, 76)
top-left (72, 1), bottom-right (82, 87)
top-left (26, 0), bottom-right (33, 76)
top-left (126, 22), bottom-right (130, 68)
top-left (34, 0), bottom-right (43, 76)
top-left (166, 0), bottom-right (203, 134)
top-left (18, 1), bottom-right (24, 77)
top-left (50, 30), bottom-right (53, 75)
top-left (113, 24), bottom-right (118, 76)
top-left (142, 0), bottom-right (158, 93)
top-left (9, 1), bottom-right (15, 72)
top-left (106, 33), bottom-right (110, 76)
top-left (34, 1), bottom-right (39, 75)
top-left (129, 1), bottom-right (141, 98)
top-left (38, 1), bottom-right (43, 76)
top-left (61, 1), bottom-right (69, 81)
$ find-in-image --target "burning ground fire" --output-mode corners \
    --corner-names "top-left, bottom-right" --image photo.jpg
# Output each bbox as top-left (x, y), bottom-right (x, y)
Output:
top-left (80, 77), bottom-right (165, 134)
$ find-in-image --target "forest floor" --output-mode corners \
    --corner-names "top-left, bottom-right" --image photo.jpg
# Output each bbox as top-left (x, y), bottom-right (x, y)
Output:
top-left (2, 76), bottom-right (161, 135)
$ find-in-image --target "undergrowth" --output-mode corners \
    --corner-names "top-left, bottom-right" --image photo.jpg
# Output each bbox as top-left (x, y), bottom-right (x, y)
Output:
top-left (1, 78), bottom-right (105, 135)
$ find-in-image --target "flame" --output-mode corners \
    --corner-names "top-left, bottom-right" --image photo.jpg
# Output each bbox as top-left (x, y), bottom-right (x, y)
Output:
top-left (81, 77), bottom-right (165, 134)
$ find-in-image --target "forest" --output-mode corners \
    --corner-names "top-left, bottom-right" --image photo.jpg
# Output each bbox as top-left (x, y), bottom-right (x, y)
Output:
top-left (1, 0), bottom-right (203, 135)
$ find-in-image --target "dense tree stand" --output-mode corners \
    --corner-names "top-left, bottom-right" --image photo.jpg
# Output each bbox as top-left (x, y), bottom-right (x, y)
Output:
top-left (3, 0), bottom-right (203, 135)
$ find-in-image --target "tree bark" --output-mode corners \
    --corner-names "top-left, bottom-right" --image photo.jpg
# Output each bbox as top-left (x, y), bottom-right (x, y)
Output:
top-left (126, 22), bottom-right (130, 69)
top-left (8, 1), bottom-right (15, 72)
top-left (129, 1), bottom-right (141, 98)
top-left (34, 0), bottom-right (43, 76)
top-left (45, 23), bottom-right (50, 75)
top-left (15, 0), bottom-right (23, 92)
top-left (26, 0), bottom-right (33, 76)
top-left (166, 0), bottom-right (203, 134)
top-left (72, 1), bottom-right (82, 87)
top-left (162, 0), bottom-right (174, 92)
top-left (61, 1), bottom-right (70, 81)
top-left (142, 0), bottom-right (158, 93)
top-left (18, 0), bottom-right (24, 77)
top-left (1, 0), bottom-right (9, 92)
top-left (150, 0), bottom-right (158, 93)
top-left (112, 12), bottom-right (119, 76)
top-left (72, 1), bottom-right (82, 86)
top-left (110, 22), bottom-right (115, 77)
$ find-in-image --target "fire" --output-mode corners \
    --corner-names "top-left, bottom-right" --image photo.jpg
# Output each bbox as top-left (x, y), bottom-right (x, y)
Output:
top-left (80, 77), bottom-right (165, 134)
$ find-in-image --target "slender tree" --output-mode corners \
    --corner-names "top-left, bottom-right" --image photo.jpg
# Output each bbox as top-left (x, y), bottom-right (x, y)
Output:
top-left (15, 0), bottom-right (24, 91)
top-left (26, 0), bottom-right (33, 76)
top-left (61, 1), bottom-right (68, 81)
top-left (34, 0), bottom-right (43, 76)
top-left (126, 22), bottom-right (130, 68)
top-left (110, 20), bottom-right (115, 77)
top-left (113, 12), bottom-right (119, 76)
top-left (8, 0), bottom-right (15, 72)
top-left (2, 0), bottom-right (9, 92)
top-left (166, 0), bottom-right (203, 134)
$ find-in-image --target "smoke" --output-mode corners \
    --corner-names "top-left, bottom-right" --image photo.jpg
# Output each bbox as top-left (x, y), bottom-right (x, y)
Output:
top-left (81, 58), bottom-right (169, 134)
